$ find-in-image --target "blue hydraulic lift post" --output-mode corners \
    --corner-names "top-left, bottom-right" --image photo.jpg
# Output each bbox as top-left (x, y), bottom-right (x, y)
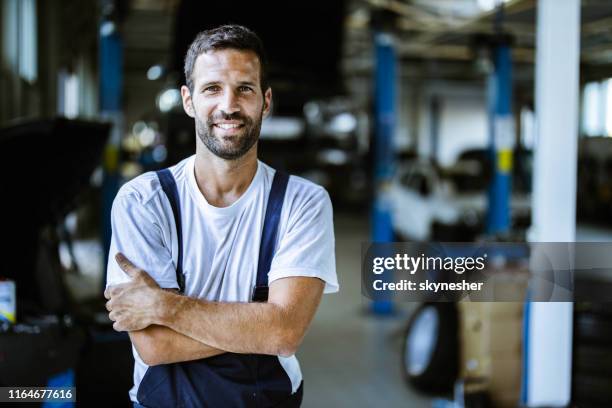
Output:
top-left (371, 32), bottom-right (397, 315)
top-left (99, 14), bottom-right (123, 286)
top-left (486, 43), bottom-right (513, 235)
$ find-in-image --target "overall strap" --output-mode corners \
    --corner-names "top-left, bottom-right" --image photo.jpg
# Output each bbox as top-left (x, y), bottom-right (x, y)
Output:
top-left (155, 169), bottom-right (185, 293)
top-left (252, 171), bottom-right (290, 302)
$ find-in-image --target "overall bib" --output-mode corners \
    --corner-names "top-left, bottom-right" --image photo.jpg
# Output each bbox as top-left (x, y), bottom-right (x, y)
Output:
top-left (135, 169), bottom-right (303, 408)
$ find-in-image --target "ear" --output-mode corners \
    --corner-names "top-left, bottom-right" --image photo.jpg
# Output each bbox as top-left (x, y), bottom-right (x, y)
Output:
top-left (181, 85), bottom-right (195, 118)
top-left (262, 87), bottom-right (272, 119)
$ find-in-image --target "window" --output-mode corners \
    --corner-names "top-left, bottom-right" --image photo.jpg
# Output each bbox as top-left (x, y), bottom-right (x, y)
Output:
top-left (1, 0), bottom-right (37, 82)
top-left (581, 79), bottom-right (612, 137)
top-left (58, 69), bottom-right (79, 119)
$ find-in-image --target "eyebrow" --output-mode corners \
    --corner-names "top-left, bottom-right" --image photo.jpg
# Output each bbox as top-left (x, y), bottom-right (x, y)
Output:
top-left (200, 81), bottom-right (220, 89)
top-left (199, 81), bottom-right (258, 89)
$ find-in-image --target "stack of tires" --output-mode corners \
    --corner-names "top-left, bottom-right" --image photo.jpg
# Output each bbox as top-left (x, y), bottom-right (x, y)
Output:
top-left (573, 302), bottom-right (612, 406)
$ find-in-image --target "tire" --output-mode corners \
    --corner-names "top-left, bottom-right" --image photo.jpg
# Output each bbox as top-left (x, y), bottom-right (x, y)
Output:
top-left (401, 303), bottom-right (458, 394)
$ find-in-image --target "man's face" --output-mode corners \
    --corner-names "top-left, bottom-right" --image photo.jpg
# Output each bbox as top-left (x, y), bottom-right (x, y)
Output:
top-left (181, 49), bottom-right (272, 160)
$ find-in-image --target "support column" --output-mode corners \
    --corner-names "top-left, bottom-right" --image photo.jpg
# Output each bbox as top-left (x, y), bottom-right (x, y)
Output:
top-left (371, 32), bottom-right (397, 315)
top-left (487, 43), bottom-right (513, 234)
top-left (524, 0), bottom-right (581, 406)
top-left (99, 0), bottom-right (123, 287)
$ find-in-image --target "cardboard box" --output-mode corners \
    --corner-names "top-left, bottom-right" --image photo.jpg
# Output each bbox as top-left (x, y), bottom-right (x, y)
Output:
top-left (459, 301), bottom-right (524, 407)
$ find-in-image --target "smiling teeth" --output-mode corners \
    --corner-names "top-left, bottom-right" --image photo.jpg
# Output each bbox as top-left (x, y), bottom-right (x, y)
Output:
top-left (216, 124), bottom-right (241, 129)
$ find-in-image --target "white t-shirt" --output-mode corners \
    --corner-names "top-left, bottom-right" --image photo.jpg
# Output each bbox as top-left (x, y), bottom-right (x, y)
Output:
top-left (105, 155), bottom-right (338, 402)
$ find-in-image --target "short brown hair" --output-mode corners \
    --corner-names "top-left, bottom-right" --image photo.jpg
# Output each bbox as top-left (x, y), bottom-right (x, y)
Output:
top-left (183, 25), bottom-right (268, 93)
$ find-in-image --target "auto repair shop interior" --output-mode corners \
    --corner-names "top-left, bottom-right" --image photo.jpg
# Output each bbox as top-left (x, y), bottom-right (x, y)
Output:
top-left (1, 0), bottom-right (611, 407)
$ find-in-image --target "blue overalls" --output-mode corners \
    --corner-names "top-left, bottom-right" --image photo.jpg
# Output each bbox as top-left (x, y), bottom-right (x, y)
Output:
top-left (134, 169), bottom-right (303, 408)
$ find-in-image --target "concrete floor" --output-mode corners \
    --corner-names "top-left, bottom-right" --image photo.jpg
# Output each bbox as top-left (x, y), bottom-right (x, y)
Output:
top-left (297, 213), bottom-right (432, 408)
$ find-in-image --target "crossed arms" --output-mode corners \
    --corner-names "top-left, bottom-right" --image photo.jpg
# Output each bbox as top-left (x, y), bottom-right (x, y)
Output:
top-left (104, 253), bottom-right (325, 366)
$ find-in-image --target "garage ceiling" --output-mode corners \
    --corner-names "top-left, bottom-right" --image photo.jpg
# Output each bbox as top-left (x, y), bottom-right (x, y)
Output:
top-left (345, 0), bottom-right (612, 78)
top-left (120, 0), bottom-right (612, 93)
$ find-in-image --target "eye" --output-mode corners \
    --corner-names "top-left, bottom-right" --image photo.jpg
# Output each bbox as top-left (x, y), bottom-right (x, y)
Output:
top-left (203, 85), bottom-right (221, 94)
top-left (238, 86), bottom-right (254, 93)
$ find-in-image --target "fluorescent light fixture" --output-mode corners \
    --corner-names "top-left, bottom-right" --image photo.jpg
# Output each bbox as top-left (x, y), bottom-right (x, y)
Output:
top-left (157, 88), bottom-right (181, 112)
top-left (100, 21), bottom-right (115, 37)
top-left (477, 0), bottom-right (511, 11)
top-left (260, 117), bottom-right (305, 140)
top-left (328, 112), bottom-right (357, 134)
top-left (147, 65), bottom-right (163, 81)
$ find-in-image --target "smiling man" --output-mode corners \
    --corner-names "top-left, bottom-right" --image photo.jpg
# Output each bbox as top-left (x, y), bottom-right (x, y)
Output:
top-left (104, 25), bottom-right (338, 408)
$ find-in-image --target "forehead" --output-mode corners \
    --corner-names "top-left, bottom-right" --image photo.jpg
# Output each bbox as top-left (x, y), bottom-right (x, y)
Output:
top-left (192, 49), bottom-right (261, 86)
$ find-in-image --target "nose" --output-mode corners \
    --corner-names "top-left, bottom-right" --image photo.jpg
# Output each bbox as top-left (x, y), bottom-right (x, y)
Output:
top-left (218, 89), bottom-right (240, 115)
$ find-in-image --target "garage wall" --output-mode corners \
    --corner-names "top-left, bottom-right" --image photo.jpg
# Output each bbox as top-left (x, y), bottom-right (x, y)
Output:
top-left (415, 81), bottom-right (489, 166)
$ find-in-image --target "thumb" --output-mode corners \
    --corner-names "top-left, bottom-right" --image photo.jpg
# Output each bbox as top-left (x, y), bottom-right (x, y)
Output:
top-left (115, 253), bottom-right (139, 278)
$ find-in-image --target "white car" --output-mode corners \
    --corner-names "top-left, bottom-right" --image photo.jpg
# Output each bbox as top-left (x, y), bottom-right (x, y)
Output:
top-left (388, 156), bottom-right (531, 241)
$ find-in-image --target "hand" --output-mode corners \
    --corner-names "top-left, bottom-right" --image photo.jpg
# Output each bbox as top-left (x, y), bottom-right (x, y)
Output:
top-left (104, 253), bottom-right (163, 332)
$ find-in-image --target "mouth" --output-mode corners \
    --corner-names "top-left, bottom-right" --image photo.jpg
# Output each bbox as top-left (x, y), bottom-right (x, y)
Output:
top-left (212, 122), bottom-right (245, 135)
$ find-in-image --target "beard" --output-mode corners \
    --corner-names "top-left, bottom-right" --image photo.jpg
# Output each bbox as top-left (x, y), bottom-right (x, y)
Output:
top-left (195, 110), bottom-right (262, 160)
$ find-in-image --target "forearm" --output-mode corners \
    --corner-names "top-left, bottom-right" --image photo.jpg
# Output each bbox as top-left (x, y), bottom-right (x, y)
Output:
top-left (155, 292), bottom-right (298, 357)
top-left (130, 324), bottom-right (226, 366)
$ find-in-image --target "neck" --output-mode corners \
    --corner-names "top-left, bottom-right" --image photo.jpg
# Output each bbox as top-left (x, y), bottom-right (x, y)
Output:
top-left (193, 140), bottom-right (258, 207)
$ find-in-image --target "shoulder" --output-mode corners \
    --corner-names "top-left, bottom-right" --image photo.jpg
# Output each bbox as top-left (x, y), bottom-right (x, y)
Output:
top-left (287, 173), bottom-right (331, 207)
top-left (114, 156), bottom-right (193, 206)
top-left (260, 162), bottom-right (331, 208)
top-left (259, 163), bottom-right (333, 230)
top-left (115, 171), bottom-right (160, 205)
